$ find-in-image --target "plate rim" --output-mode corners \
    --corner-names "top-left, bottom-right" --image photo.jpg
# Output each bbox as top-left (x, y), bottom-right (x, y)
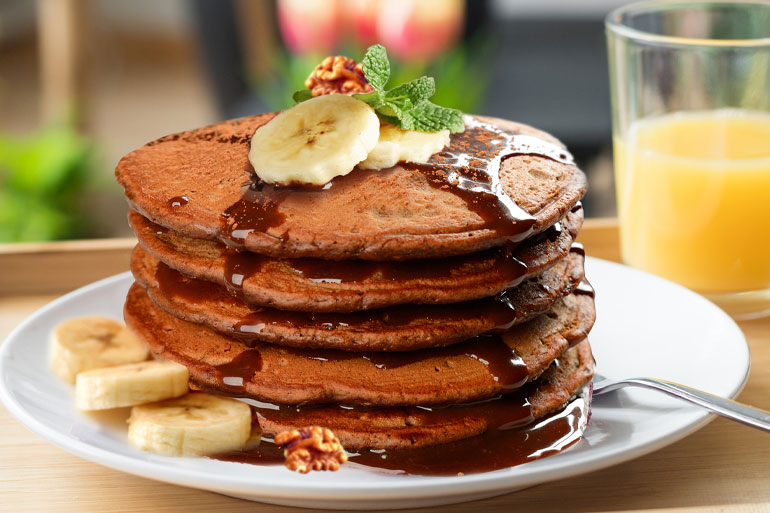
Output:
top-left (0, 258), bottom-right (751, 504)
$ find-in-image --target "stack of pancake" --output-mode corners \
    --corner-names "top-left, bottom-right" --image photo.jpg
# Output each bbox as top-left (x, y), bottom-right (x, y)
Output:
top-left (116, 113), bottom-right (596, 464)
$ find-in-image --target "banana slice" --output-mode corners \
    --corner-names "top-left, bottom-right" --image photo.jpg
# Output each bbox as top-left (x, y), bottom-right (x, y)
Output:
top-left (50, 317), bottom-right (150, 384)
top-left (75, 360), bottom-right (189, 411)
top-left (359, 124), bottom-right (450, 170)
top-left (127, 392), bottom-right (252, 457)
top-left (243, 423), bottom-right (263, 451)
top-left (249, 94), bottom-right (380, 185)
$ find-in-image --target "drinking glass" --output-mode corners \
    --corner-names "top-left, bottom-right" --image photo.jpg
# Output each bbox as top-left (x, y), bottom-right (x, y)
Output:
top-left (606, 0), bottom-right (770, 319)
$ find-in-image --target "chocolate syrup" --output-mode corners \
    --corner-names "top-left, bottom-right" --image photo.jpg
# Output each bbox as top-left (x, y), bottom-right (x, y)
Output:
top-left (567, 243), bottom-right (593, 298)
top-left (348, 394), bottom-right (587, 475)
top-left (212, 333), bottom-right (528, 395)
top-left (213, 349), bottom-right (263, 392)
top-left (154, 262), bottom-right (222, 304)
top-left (215, 216), bottom-right (577, 293)
top-left (231, 291), bottom-right (520, 340)
top-left (154, 261), bottom-right (523, 339)
top-left (411, 117), bottom-right (574, 242)
top-left (222, 248), bottom-right (269, 299)
top-left (220, 239), bottom-right (529, 293)
top-left (569, 242), bottom-right (585, 257)
top-left (288, 247), bottom-right (528, 286)
top-left (220, 179), bottom-right (289, 248)
top-left (540, 221), bottom-right (562, 243)
top-left (574, 279), bottom-right (595, 299)
top-left (217, 117), bottom-right (574, 247)
top-left (299, 333), bottom-right (527, 391)
top-left (168, 196), bottom-right (189, 208)
top-left (212, 387), bottom-right (590, 476)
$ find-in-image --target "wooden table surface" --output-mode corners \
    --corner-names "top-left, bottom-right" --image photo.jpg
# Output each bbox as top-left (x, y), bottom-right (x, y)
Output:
top-left (1, 219), bottom-right (769, 513)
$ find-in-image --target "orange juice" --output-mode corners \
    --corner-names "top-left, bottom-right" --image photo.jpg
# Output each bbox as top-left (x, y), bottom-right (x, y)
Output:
top-left (614, 109), bottom-right (770, 293)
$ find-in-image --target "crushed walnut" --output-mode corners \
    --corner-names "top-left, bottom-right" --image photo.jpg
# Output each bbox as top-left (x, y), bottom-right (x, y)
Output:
top-left (304, 56), bottom-right (371, 97)
top-left (274, 426), bottom-right (348, 474)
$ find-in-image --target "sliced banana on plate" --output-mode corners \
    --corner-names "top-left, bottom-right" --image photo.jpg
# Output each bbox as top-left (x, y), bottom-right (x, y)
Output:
top-left (360, 124), bottom-right (450, 170)
top-left (50, 317), bottom-right (150, 383)
top-left (249, 94), bottom-right (380, 185)
top-left (75, 360), bottom-right (189, 411)
top-left (127, 392), bottom-right (252, 457)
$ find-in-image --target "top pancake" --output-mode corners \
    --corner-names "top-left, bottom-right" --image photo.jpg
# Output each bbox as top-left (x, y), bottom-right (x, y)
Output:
top-left (116, 114), bottom-right (586, 260)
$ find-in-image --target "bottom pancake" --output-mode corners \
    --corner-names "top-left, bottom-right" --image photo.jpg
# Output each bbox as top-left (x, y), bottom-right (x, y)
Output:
top-left (252, 340), bottom-right (594, 450)
top-left (125, 283), bottom-right (595, 406)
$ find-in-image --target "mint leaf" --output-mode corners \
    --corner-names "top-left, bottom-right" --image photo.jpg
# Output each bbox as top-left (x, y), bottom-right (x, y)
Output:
top-left (359, 44), bottom-right (464, 133)
top-left (407, 101), bottom-right (465, 133)
top-left (373, 99), bottom-right (464, 133)
top-left (361, 44), bottom-right (390, 92)
top-left (292, 89), bottom-right (313, 103)
top-left (384, 76), bottom-right (435, 105)
top-left (352, 89), bottom-right (384, 110)
top-left (377, 101), bottom-right (411, 120)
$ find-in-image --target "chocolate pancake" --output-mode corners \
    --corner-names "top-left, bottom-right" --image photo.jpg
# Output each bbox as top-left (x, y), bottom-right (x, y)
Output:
top-left (253, 340), bottom-right (594, 450)
top-left (131, 245), bottom-right (585, 351)
top-left (130, 206), bottom-right (584, 312)
top-left (116, 115), bottom-right (586, 260)
top-left (124, 283), bottom-right (595, 406)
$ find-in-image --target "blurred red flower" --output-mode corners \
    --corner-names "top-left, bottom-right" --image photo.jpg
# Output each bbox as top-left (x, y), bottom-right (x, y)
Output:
top-left (279, 0), bottom-right (465, 62)
top-left (374, 0), bottom-right (464, 61)
top-left (277, 0), bottom-right (342, 55)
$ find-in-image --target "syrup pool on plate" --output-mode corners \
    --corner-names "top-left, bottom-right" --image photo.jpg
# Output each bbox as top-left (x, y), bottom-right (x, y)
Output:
top-left (613, 109), bottom-right (770, 294)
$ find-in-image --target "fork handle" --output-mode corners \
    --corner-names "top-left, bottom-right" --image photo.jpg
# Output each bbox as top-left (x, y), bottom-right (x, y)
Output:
top-left (601, 377), bottom-right (770, 433)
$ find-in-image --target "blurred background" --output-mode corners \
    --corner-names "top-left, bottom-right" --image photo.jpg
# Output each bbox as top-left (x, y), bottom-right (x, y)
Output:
top-left (0, 0), bottom-right (625, 243)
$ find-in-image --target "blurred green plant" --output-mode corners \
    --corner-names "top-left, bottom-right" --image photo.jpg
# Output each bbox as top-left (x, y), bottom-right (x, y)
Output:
top-left (255, 37), bottom-right (493, 114)
top-left (0, 126), bottom-right (96, 242)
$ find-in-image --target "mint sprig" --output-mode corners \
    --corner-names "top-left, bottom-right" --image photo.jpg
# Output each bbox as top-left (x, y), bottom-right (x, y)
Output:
top-left (293, 44), bottom-right (465, 133)
top-left (356, 45), bottom-right (464, 133)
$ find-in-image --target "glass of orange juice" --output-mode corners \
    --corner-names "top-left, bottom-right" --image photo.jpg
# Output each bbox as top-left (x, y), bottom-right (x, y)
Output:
top-left (606, 1), bottom-right (770, 319)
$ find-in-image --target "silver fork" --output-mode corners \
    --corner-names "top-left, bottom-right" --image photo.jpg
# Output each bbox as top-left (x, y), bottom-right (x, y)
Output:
top-left (592, 375), bottom-right (770, 433)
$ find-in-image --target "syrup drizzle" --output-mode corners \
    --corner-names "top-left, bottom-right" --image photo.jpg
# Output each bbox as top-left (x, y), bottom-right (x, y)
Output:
top-left (210, 333), bottom-right (528, 395)
top-left (154, 262), bottom-right (523, 339)
top-left (212, 386), bottom-right (590, 476)
top-left (574, 279), bottom-right (595, 298)
top-left (235, 291), bottom-right (521, 340)
top-left (222, 247), bottom-right (269, 299)
top-left (168, 196), bottom-right (189, 208)
top-left (213, 349), bottom-right (263, 391)
top-left (566, 243), bottom-right (593, 297)
top-left (287, 246), bottom-right (527, 285)
top-left (411, 117), bottom-right (574, 241)
top-left (347, 392), bottom-right (588, 475)
top-left (220, 238), bottom-right (530, 297)
top-left (218, 117), bottom-right (574, 247)
top-left (569, 242), bottom-right (585, 257)
top-left (215, 200), bottom-right (576, 298)
top-left (220, 171), bottom-right (289, 248)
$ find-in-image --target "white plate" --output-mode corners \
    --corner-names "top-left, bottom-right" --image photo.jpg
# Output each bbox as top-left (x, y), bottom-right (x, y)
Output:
top-left (0, 257), bottom-right (749, 510)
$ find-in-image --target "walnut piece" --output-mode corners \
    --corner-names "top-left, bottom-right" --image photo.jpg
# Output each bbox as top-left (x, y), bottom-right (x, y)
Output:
top-left (275, 426), bottom-right (348, 474)
top-left (305, 56), bottom-right (371, 97)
